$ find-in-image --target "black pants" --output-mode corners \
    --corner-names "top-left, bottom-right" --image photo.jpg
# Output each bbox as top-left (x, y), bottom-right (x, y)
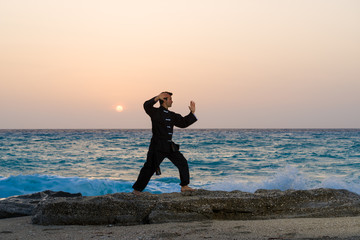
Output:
top-left (132, 150), bottom-right (190, 192)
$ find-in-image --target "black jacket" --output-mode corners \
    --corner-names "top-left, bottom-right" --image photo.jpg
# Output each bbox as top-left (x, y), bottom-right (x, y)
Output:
top-left (144, 96), bottom-right (197, 153)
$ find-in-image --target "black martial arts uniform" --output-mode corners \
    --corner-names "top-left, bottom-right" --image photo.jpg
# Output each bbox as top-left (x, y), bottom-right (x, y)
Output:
top-left (132, 96), bottom-right (197, 192)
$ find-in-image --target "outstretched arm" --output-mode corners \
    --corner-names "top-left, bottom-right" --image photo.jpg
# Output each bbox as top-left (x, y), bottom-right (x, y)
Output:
top-left (174, 101), bottom-right (197, 128)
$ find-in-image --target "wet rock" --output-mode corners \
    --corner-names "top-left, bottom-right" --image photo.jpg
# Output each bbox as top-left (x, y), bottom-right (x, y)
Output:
top-left (32, 193), bottom-right (158, 226)
top-left (30, 188), bottom-right (360, 225)
top-left (0, 190), bottom-right (81, 219)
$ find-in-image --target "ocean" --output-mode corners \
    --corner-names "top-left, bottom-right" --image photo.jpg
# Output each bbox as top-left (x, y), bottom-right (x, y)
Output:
top-left (1, 129), bottom-right (359, 198)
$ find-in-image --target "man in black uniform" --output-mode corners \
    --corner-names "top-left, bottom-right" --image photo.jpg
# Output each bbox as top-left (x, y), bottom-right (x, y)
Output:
top-left (132, 91), bottom-right (197, 195)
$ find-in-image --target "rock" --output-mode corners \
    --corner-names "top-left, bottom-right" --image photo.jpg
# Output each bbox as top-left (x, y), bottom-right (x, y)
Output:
top-left (0, 190), bottom-right (82, 219)
top-left (32, 193), bottom-right (158, 226)
top-left (30, 188), bottom-right (360, 226)
top-left (2, 188), bottom-right (359, 226)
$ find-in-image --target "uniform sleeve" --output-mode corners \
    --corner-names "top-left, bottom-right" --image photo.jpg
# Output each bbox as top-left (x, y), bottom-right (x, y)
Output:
top-left (173, 112), bottom-right (197, 128)
top-left (143, 97), bottom-right (157, 116)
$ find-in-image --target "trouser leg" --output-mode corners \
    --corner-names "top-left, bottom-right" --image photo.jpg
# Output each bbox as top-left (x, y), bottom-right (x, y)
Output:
top-left (168, 151), bottom-right (190, 186)
top-left (132, 151), bottom-right (165, 192)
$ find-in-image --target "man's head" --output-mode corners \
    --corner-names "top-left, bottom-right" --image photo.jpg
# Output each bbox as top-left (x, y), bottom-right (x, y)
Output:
top-left (160, 91), bottom-right (173, 108)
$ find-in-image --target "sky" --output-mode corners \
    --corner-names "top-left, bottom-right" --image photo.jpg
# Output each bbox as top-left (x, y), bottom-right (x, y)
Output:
top-left (1, 0), bottom-right (360, 129)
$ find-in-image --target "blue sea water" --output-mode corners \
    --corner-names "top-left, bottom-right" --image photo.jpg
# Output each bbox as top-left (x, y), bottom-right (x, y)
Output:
top-left (1, 129), bottom-right (360, 198)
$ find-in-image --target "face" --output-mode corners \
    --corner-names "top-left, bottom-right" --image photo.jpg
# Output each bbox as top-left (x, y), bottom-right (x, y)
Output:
top-left (164, 95), bottom-right (173, 108)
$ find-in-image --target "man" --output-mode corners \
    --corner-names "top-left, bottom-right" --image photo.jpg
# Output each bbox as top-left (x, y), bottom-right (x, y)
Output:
top-left (132, 91), bottom-right (197, 195)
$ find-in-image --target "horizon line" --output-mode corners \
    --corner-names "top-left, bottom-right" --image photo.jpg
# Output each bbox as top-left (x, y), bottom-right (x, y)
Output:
top-left (1, 128), bottom-right (360, 130)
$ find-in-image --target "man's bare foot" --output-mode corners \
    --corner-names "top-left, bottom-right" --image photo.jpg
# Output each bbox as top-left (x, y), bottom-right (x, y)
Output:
top-left (181, 185), bottom-right (196, 192)
top-left (132, 190), bottom-right (142, 196)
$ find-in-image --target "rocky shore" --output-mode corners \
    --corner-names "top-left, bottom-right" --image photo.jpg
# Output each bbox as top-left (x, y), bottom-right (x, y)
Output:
top-left (1, 188), bottom-right (359, 226)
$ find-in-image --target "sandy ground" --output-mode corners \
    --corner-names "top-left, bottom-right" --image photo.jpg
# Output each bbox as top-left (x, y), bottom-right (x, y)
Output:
top-left (0, 216), bottom-right (360, 240)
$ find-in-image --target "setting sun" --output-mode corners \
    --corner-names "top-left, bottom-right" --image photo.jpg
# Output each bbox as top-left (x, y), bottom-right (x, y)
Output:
top-left (116, 105), bottom-right (124, 112)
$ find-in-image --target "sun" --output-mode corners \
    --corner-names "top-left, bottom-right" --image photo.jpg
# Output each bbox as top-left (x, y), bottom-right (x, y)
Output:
top-left (116, 105), bottom-right (124, 112)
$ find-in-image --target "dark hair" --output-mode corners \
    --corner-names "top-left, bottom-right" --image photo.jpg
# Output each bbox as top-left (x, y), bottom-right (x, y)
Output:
top-left (159, 91), bottom-right (173, 105)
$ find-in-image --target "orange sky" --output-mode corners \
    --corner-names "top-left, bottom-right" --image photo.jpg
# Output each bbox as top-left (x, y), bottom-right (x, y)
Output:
top-left (1, 0), bottom-right (360, 128)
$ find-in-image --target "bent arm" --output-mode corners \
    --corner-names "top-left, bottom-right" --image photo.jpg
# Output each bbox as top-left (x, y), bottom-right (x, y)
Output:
top-left (143, 97), bottom-right (158, 116)
top-left (144, 92), bottom-right (172, 115)
top-left (174, 112), bottom-right (197, 128)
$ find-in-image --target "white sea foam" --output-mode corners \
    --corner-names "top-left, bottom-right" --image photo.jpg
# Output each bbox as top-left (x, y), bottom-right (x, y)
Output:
top-left (319, 176), bottom-right (360, 194)
top-left (1, 166), bottom-right (359, 199)
top-left (205, 166), bottom-right (360, 194)
top-left (0, 175), bottom-right (133, 198)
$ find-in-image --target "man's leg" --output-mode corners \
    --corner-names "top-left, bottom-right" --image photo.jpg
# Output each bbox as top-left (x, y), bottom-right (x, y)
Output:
top-left (132, 150), bottom-right (165, 192)
top-left (168, 151), bottom-right (191, 187)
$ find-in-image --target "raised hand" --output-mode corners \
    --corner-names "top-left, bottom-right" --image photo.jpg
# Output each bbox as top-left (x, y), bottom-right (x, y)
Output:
top-left (189, 101), bottom-right (196, 113)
